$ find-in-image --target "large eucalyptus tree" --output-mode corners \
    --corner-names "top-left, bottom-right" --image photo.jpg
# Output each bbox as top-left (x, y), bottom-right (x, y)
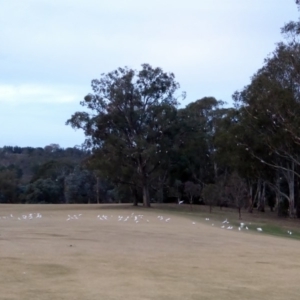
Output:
top-left (67, 64), bottom-right (183, 206)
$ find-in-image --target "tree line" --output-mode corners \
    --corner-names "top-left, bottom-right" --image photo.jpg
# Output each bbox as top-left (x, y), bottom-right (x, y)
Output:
top-left (66, 5), bottom-right (300, 218)
top-left (2, 2), bottom-right (300, 218)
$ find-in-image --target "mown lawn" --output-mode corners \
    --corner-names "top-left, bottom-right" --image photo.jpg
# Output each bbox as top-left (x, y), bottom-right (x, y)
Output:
top-left (0, 204), bottom-right (299, 300)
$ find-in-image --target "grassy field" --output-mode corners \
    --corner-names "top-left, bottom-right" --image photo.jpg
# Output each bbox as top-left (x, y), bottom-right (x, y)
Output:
top-left (0, 204), bottom-right (299, 300)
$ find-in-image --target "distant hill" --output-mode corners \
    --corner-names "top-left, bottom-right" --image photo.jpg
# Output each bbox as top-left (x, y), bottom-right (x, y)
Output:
top-left (0, 144), bottom-right (87, 184)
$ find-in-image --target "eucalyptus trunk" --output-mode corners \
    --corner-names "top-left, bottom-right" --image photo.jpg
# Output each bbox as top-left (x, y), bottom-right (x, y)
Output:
top-left (283, 161), bottom-right (295, 218)
top-left (248, 184), bottom-right (253, 213)
top-left (261, 181), bottom-right (266, 212)
top-left (288, 179), bottom-right (295, 217)
top-left (142, 183), bottom-right (151, 207)
top-left (132, 187), bottom-right (139, 206)
top-left (96, 177), bottom-right (100, 204)
top-left (138, 157), bottom-right (151, 207)
top-left (275, 174), bottom-right (281, 216)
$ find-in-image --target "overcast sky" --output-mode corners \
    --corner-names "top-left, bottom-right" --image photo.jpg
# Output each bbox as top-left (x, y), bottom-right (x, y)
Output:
top-left (0, 0), bottom-right (298, 148)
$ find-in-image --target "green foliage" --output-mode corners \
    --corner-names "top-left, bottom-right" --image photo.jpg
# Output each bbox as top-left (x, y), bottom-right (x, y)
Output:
top-left (184, 181), bottom-right (201, 205)
top-left (21, 178), bottom-right (62, 204)
top-left (202, 183), bottom-right (221, 212)
top-left (0, 145), bottom-right (87, 185)
top-left (0, 146), bottom-right (89, 203)
top-left (170, 97), bottom-right (224, 184)
top-left (64, 168), bottom-right (96, 204)
top-left (0, 166), bottom-right (20, 203)
top-left (30, 160), bottom-right (74, 182)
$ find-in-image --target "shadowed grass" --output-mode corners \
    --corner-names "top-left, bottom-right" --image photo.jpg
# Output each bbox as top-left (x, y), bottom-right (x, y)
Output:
top-left (147, 203), bottom-right (300, 241)
top-left (251, 223), bottom-right (300, 240)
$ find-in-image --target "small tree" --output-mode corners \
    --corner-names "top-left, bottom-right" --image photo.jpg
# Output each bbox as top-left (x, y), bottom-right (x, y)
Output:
top-left (202, 183), bottom-right (221, 213)
top-left (184, 181), bottom-right (201, 210)
top-left (226, 172), bottom-right (247, 219)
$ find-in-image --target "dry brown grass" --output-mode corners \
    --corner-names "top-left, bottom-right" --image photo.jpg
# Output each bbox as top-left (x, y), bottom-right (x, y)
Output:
top-left (0, 204), bottom-right (299, 300)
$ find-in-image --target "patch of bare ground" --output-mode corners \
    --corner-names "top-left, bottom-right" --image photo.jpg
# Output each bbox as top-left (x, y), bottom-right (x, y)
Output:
top-left (0, 204), bottom-right (299, 300)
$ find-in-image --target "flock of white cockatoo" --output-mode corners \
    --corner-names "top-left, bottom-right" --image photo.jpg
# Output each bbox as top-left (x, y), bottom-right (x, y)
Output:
top-left (0, 211), bottom-right (293, 236)
top-left (0, 213), bottom-right (42, 221)
top-left (66, 213), bottom-right (293, 235)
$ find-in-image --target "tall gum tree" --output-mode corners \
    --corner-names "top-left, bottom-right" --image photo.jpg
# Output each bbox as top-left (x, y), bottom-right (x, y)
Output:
top-left (67, 64), bottom-right (182, 207)
top-left (233, 40), bottom-right (300, 217)
top-left (170, 97), bottom-right (225, 186)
